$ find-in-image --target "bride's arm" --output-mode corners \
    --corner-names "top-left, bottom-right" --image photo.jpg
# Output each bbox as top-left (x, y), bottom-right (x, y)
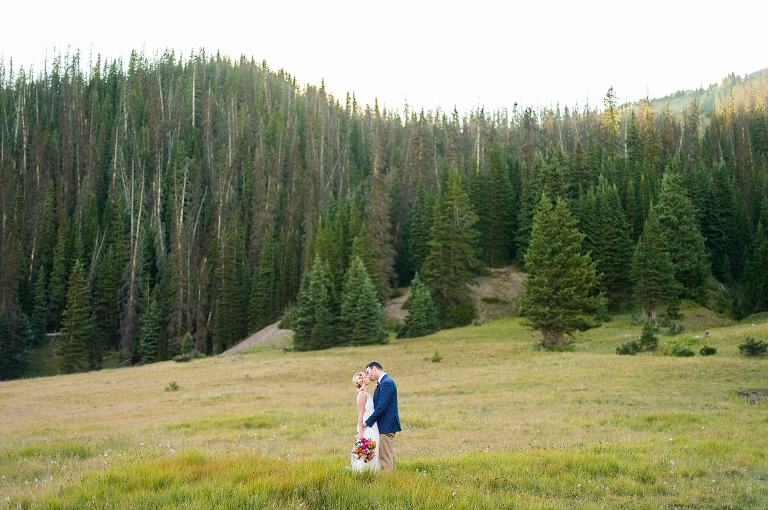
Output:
top-left (355, 391), bottom-right (366, 440)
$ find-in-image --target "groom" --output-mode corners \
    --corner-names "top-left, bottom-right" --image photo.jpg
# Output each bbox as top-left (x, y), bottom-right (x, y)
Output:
top-left (363, 361), bottom-right (401, 471)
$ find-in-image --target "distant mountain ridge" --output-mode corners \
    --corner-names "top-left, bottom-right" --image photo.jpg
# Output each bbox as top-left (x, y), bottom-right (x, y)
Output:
top-left (637, 66), bottom-right (768, 117)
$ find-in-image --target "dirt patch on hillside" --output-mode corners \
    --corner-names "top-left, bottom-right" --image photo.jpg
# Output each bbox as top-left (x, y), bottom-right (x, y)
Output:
top-left (221, 322), bottom-right (293, 356)
top-left (468, 266), bottom-right (527, 323)
top-left (381, 266), bottom-right (527, 326)
top-left (382, 291), bottom-right (411, 322)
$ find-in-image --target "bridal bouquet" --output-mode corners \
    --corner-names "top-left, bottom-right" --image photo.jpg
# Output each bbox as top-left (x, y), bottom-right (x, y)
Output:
top-left (352, 437), bottom-right (377, 463)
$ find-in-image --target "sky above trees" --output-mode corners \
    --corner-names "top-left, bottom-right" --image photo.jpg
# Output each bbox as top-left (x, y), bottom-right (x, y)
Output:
top-left (2, 0), bottom-right (766, 114)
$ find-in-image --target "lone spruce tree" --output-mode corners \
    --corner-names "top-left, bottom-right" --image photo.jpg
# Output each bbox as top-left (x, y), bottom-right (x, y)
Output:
top-left (56, 260), bottom-right (92, 374)
top-left (339, 256), bottom-right (387, 345)
top-left (399, 272), bottom-right (439, 338)
top-left (521, 195), bottom-right (605, 347)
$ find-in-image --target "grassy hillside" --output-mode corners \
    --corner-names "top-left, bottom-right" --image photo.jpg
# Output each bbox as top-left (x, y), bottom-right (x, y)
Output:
top-left (1, 305), bottom-right (767, 508)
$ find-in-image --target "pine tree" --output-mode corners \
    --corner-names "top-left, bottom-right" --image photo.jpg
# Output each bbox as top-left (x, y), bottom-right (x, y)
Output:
top-left (398, 272), bottom-right (439, 338)
top-left (0, 307), bottom-right (31, 380)
top-left (248, 226), bottom-right (278, 332)
top-left (631, 205), bottom-right (677, 318)
top-left (351, 222), bottom-right (384, 300)
top-left (138, 293), bottom-right (162, 363)
top-left (483, 143), bottom-right (515, 266)
top-left (339, 256), bottom-right (387, 345)
top-left (180, 332), bottom-right (195, 355)
top-left (595, 183), bottom-right (634, 305)
top-left (39, 181), bottom-right (58, 277)
top-left (656, 172), bottom-right (710, 300)
top-left (56, 260), bottom-right (92, 374)
top-left (293, 257), bottom-right (337, 351)
top-left (742, 222), bottom-right (768, 314)
top-left (422, 169), bottom-right (480, 327)
top-left (521, 195), bottom-right (605, 347)
top-left (30, 267), bottom-right (48, 343)
top-left (626, 111), bottom-right (645, 171)
top-left (49, 212), bottom-right (72, 330)
top-left (212, 217), bottom-right (247, 353)
top-left (83, 194), bottom-right (100, 272)
top-left (93, 245), bottom-right (123, 352)
top-left (409, 180), bottom-right (433, 274)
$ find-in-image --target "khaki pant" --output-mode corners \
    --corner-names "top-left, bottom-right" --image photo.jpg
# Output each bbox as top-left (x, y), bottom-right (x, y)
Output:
top-left (379, 432), bottom-right (396, 471)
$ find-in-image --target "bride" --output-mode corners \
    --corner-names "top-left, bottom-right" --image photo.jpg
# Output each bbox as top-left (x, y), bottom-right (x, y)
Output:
top-left (351, 371), bottom-right (380, 472)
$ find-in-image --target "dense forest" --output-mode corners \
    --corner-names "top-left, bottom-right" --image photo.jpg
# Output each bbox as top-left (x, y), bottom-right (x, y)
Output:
top-left (1, 49), bottom-right (767, 379)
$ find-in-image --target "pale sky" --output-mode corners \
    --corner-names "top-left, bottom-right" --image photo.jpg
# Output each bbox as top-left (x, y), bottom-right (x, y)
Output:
top-left (2, 0), bottom-right (766, 115)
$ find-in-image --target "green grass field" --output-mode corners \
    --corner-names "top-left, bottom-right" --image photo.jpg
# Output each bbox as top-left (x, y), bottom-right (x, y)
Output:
top-left (1, 304), bottom-right (767, 508)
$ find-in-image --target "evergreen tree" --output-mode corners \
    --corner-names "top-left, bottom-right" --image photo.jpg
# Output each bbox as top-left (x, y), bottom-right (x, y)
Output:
top-left (656, 172), bottom-right (710, 300)
top-left (483, 143), bottom-right (515, 266)
top-left (631, 206), bottom-right (677, 318)
top-left (138, 293), bottom-right (162, 363)
top-left (93, 245), bottom-right (123, 352)
top-left (30, 268), bottom-right (48, 343)
top-left (83, 194), bottom-right (100, 272)
top-left (339, 256), bottom-right (387, 345)
top-left (212, 218), bottom-right (247, 353)
top-left (409, 180), bottom-right (433, 274)
top-left (626, 111), bottom-right (645, 171)
top-left (39, 181), bottom-right (58, 277)
top-left (593, 183), bottom-right (634, 305)
top-left (49, 212), bottom-right (72, 330)
top-left (293, 257), bottom-right (337, 351)
top-left (741, 222), bottom-right (768, 314)
top-left (0, 307), bottom-right (31, 380)
top-left (521, 195), bottom-right (605, 347)
top-left (56, 260), bottom-right (92, 374)
top-left (422, 169), bottom-right (480, 327)
top-left (398, 272), bottom-right (439, 338)
top-left (351, 222), bottom-right (384, 300)
top-left (248, 226), bottom-right (278, 332)
top-left (180, 331), bottom-right (195, 355)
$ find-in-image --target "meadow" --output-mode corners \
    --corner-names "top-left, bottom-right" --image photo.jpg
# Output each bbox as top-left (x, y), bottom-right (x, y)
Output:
top-left (1, 305), bottom-right (767, 509)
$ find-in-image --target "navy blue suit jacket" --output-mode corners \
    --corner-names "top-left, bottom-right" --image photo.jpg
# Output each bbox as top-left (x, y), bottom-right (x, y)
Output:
top-left (365, 374), bottom-right (401, 434)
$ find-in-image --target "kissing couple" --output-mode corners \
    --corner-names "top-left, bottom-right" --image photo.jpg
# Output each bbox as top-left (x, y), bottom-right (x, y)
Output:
top-left (351, 361), bottom-right (401, 472)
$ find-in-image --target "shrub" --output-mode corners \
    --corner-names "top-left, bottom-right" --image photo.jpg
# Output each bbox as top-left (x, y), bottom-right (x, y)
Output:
top-left (165, 381), bottom-right (180, 392)
top-left (699, 345), bottom-right (717, 356)
top-left (173, 349), bottom-right (205, 363)
top-left (431, 350), bottom-right (443, 363)
top-left (481, 296), bottom-right (508, 304)
top-left (638, 321), bottom-right (659, 351)
top-left (616, 340), bottom-right (640, 355)
top-left (738, 337), bottom-right (768, 357)
top-left (671, 345), bottom-right (695, 357)
top-left (666, 323), bottom-right (685, 336)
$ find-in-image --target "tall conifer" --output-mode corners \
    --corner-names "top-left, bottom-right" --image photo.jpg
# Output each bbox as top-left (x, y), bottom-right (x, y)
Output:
top-left (521, 195), bottom-right (605, 346)
top-left (56, 260), bottom-right (92, 374)
top-left (631, 206), bottom-right (677, 318)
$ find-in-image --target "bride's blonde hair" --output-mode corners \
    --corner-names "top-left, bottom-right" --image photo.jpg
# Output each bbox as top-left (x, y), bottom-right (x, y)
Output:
top-left (352, 372), bottom-right (365, 390)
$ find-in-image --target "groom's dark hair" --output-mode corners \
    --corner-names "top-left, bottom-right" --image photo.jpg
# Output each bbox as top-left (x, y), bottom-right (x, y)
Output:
top-left (366, 361), bottom-right (383, 370)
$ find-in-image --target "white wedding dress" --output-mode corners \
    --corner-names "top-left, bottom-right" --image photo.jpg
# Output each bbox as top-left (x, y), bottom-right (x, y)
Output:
top-left (351, 393), bottom-right (380, 472)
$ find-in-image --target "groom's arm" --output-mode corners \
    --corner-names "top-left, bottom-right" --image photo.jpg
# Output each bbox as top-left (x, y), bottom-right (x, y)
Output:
top-left (364, 380), bottom-right (394, 428)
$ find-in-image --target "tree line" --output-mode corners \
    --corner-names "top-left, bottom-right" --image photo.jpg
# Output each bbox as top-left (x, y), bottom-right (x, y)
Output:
top-left (0, 50), bottom-right (767, 378)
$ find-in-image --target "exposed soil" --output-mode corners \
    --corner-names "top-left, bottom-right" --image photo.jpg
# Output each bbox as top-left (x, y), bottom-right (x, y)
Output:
top-left (221, 322), bottom-right (293, 356)
top-left (382, 265), bottom-right (527, 325)
top-left (468, 266), bottom-right (527, 323)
